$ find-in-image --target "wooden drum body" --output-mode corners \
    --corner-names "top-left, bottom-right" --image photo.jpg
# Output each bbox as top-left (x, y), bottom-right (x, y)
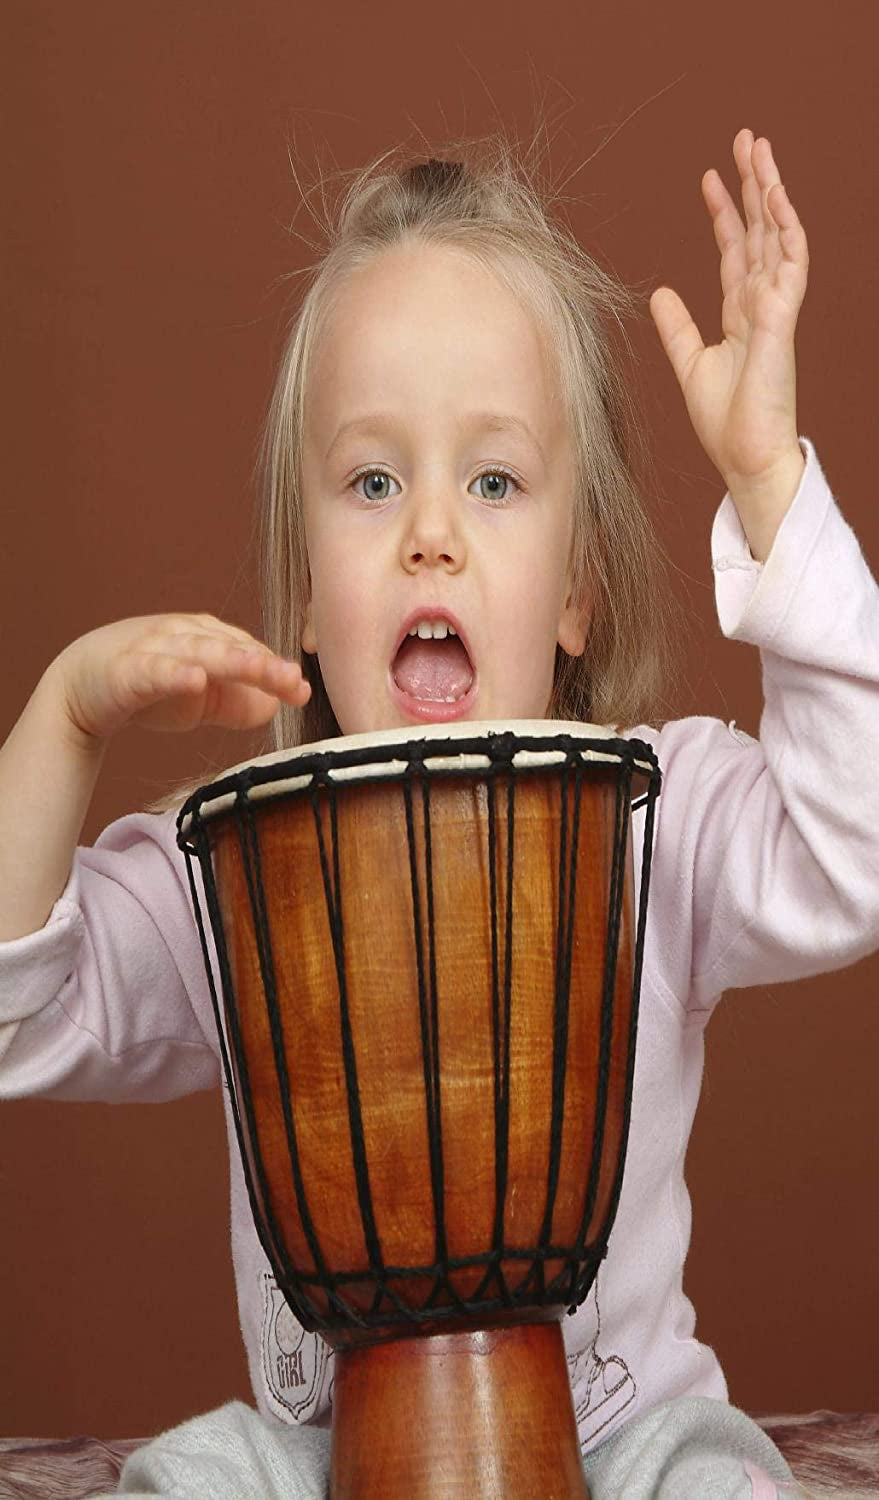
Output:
top-left (176, 721), bottom-right (661, 1498)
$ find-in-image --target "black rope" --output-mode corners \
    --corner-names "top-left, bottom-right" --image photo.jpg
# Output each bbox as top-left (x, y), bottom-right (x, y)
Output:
top-left (177, 732), bottom-right (652, 837)
top-left (306, 766), bottom-right (390, 1322)
top-left (473, 742), bottom-right (517, 1307)
top-left (575, 757), bottom-right (660, 1312)
top-left (564, 762), bottom-right (630, 1311)
top-left (401, 753), bottom-right (459, 1317)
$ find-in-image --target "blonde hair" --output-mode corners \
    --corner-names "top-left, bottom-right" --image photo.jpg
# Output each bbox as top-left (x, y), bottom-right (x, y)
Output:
top-left (142, 127), bottom-right (685, 818)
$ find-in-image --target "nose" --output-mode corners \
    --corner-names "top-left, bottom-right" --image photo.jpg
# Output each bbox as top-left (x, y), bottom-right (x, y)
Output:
top-left (400, 484), bottom-right (465, 574)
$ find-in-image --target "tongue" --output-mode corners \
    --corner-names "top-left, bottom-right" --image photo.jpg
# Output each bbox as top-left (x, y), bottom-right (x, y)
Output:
top-left (392, 635), bottom-right (474, 702)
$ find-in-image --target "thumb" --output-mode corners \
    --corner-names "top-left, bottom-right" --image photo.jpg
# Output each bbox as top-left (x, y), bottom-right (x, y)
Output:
top-left (649, 285), bottom-right (705, 392)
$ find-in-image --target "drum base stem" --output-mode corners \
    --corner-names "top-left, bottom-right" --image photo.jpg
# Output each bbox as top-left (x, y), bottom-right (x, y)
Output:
top-left (329, 1318), bottom-right (590, 1499)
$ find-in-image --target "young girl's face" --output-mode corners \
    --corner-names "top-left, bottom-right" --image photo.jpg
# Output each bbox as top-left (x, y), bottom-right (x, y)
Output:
top-left (300, 241), bottom-right (591, 737)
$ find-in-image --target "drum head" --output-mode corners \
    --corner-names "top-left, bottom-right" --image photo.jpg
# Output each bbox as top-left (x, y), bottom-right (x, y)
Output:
top-left (178, 718), bottom-right (654, 839)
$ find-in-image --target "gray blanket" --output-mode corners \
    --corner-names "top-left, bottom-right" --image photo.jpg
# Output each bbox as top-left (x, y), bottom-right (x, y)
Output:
top-left (99, 1394), bottom-right (809, 1498)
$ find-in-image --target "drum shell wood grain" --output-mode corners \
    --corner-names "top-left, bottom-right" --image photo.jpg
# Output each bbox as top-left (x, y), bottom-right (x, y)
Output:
top-left (206, 764), bottom-right (637, 1331)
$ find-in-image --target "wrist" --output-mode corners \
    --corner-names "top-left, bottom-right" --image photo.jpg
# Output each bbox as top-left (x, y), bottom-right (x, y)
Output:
top-left (38, 660), bottom-right (109, 761)
top-left (725, 444), bottom-right (806, 564)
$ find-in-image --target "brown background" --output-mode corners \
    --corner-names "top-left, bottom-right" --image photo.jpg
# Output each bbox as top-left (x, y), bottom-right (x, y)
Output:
top-left (2, 0), bottom-right (877, 1440)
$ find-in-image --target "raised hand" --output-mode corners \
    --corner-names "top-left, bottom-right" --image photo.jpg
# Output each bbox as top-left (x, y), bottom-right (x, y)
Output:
top-left (649, 128), bottom-right (809, 561)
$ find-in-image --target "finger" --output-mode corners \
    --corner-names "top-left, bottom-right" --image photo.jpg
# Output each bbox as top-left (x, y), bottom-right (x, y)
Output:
top-left (648, 286), bottom-right (705, 391)
top-left (200, 675), bottom-right (312, 730)
top-left (772, 180), bottom-right (809, 292)
top-left (117, 650), bottom-right (208, 709)
top-left (200, 640), bottom-right (309, 700)
top-left (233, 650), bottom-right (311, 701)
top-left (142, 631), bottom-right (272, 676)
top-left (138, 632), bottom-right (257, 668)
top-left (762, 177), bottom-right (809, 310)
top-left (701, 166), bottom-right (748, 304)
top-left (134, 662), bottom-right (304, 732)
top-left (143, 634), bottom-right (308, 702)
top-left (733, 127), bottom-right (765, 274)
top-left (204, 624), bottom-right (302, 670)
top-left (750, 136), bottom-right (785, 278)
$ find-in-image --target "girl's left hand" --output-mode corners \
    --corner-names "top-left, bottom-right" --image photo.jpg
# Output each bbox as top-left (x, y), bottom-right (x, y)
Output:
top-left (650, 129), bottom-right (809, 559)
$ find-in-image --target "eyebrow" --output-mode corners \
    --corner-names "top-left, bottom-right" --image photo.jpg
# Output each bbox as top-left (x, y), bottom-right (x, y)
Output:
top-left (325, 411), bottom-right (546, 464)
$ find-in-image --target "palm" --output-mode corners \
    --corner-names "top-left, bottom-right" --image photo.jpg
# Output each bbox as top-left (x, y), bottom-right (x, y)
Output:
top-left (650, 130), bottom-right (808, 486)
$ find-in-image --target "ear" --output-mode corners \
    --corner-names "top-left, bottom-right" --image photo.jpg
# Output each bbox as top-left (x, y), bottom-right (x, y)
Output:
top-left (557, 578), bottom-right (592, 658)
top-left (302, 597), bottom-right (318, 655)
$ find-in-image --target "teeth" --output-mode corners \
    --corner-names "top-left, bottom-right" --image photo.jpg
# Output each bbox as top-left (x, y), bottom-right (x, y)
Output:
top-left (407, 619), bottom-right (456, 639)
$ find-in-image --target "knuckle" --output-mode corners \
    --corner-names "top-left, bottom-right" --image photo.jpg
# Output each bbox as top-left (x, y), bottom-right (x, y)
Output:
top-left (185, 632), bottom-right (222, 656)
top-left (122, 648), bottom-right (155, 681)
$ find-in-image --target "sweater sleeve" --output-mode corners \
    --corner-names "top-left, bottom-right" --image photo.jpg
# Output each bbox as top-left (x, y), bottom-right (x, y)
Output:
top-left (650, 435), bottom-right (879, 1014)
top-left (0, 807), bottom-right (221, 1101)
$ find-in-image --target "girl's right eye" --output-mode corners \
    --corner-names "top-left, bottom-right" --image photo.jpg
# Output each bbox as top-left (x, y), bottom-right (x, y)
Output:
top-left (351, 468), bottom-right (400, 504)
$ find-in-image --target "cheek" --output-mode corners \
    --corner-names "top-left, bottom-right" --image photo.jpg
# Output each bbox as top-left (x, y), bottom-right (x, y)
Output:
top-left (313, 564), bottom-right (373, 645)
top-left (500, 536), bottom-right (568, 622)
top-left (306, 521), bottom-right (346, 611)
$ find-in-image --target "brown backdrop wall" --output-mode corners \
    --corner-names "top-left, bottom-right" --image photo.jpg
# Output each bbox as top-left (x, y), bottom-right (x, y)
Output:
top-left (2, 0), bottom-right (877, 1439)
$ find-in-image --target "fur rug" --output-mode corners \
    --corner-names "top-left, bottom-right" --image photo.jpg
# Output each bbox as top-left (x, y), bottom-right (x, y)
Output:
top-left (755, 1412), bottom-right (879, 1500)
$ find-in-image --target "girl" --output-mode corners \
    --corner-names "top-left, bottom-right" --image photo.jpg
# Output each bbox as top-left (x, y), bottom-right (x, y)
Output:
top-left (1, 127), bottom-right (876, 1499)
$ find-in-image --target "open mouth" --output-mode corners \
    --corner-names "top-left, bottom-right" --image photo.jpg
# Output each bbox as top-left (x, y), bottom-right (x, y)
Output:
top-left (392, 633), bottom-right (474, 703)
top-left (387, 615), bottom-right (477, 720)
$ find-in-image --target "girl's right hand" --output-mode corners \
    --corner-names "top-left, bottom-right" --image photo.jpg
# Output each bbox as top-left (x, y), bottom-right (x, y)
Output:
top-left (49, 613), bottom-right (312, 748)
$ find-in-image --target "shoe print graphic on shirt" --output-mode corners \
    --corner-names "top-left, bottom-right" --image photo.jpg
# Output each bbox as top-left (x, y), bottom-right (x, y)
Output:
top-left (565, 1271), bottom-right (637, 1450)
top-left (260, 1272), bottom-right (330, 1422)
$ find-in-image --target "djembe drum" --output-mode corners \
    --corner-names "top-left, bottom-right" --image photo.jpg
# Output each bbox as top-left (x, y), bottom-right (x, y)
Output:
top-left (176, 720), bottom-right (661, 1498)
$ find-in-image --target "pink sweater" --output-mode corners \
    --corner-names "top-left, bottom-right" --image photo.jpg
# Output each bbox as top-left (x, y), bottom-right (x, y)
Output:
top-left (2, 435), bottom-right (877, 1455)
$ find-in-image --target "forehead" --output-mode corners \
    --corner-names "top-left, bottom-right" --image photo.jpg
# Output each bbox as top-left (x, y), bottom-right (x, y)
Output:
top-left (304, 242), bottom-right (565, 453)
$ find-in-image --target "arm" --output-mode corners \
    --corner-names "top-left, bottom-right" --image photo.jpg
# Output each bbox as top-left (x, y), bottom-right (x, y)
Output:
top-left (0, 664), bottom-right (220, 1101)
top-left (0, 662), bottom-right (107, 941)
top-left (0, 614), bottom-right (308, 1101)
top-left (641, 132), bottom-right (879, 1002)
top-left (0, 805), bottom-right (223, 1102)
top-left (642, 435), bottom-right (879, 1013)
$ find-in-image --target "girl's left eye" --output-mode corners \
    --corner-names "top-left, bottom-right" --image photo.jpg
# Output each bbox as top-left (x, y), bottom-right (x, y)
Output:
top-left (349, 467), bottom-right (522, 505)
